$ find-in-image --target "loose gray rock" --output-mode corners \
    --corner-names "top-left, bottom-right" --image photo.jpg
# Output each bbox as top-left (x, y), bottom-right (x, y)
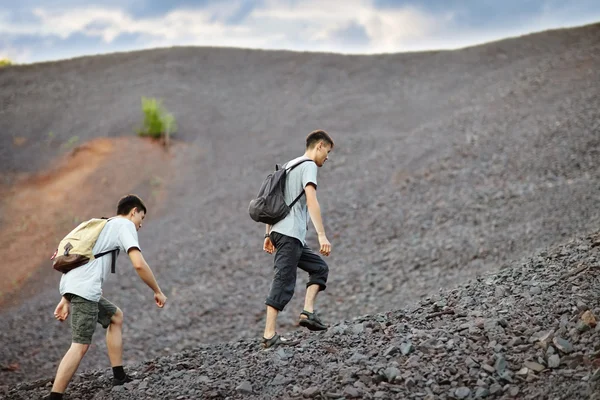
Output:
top-left (302, 387), bottom-right (320, 398)
top-left (236, 381), bottom-right (253, 394)
top-left (553, 337), bottom-right (574, 354)
top-left (489, 383), bottom-right (503, 395)
top-left (343, 385), bottom-right (361, 398)
top-left (455, 387), bottom-right (471, 399)
top-left (475, 387), bottom-right (490, 398)
top-left (548, 354), bottom-right (560, 369)
top-left (400, 342), bottom-right (414, 356)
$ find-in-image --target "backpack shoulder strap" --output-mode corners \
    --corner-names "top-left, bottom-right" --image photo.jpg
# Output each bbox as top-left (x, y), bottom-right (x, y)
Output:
top-left (285, 158), bottom-right (314, 171)
top-left (94, 248), bottom-right (120, 273)
top-left (286, 159), bottom-right (316, 207)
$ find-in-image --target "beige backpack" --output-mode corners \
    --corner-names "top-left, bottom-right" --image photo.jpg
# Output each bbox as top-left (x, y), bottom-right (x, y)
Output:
top-left (51, 218), bottom-right (119, 274)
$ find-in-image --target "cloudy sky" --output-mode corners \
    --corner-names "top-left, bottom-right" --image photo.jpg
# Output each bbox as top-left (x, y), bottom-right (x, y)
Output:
top-left (1, 0), bottom-right (599, 63)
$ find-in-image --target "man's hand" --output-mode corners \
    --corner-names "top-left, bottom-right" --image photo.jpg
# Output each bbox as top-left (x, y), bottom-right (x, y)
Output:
top-left (263, 237), bottom-right (275, 254)
top-left (318, 233), bottom-right (332, 256)
top-left (54, 298), bottom-right (70, 322)
top-left (154, 292), bottom-right (167, 308)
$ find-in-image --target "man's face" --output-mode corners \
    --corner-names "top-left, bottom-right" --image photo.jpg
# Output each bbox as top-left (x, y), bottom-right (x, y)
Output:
top-left (131, 208), bottom-right (146, 231)
top-left (315, 142), bottom-right (332, 167)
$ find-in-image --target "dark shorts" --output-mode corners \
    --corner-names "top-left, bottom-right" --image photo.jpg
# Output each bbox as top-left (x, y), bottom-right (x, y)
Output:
top-left (64, 293), bottom-right (118, 344)
top-left (265, 231), bottom-right (329, 311)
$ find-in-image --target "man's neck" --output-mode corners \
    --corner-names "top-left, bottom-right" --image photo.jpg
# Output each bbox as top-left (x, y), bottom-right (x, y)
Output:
top-left (303, 151), bottom-right (317, 162)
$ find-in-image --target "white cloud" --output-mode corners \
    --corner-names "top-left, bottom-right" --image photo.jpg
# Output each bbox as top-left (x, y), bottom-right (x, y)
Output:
top-left (1, 0), bottom-right (599, 63)
top-left (0, 0), bottom-right (453, 57)
top-left (0, 38), bottom-right (31, 62)
top-left (252, 0), bottom-right (451, 52)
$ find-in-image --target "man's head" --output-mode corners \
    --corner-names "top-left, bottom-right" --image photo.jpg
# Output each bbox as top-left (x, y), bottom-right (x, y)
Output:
top-left (305, 130), bottom-right (334, 167)
top-left (117, 194), bottom-right (147, 231)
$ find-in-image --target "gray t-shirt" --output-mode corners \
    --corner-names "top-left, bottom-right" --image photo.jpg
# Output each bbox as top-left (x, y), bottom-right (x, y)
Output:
top-left (59, 217), bottom-right (141, 302)
top-left (270, 156), bottom-right (318, 244)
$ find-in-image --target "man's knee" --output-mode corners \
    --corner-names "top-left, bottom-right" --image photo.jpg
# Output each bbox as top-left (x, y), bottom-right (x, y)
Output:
top-left (316, 261), bottom-right (329, 282)
top-left (321, 262), bottom-right (329, 279)
top-left (70, 343), bottom-right (90, 357)
top-left (111, 308), bottom-right (123, 326)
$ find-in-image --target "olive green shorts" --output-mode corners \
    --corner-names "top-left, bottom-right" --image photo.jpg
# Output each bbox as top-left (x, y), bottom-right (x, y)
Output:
top-left (64, 293), bottom-right (118, 344)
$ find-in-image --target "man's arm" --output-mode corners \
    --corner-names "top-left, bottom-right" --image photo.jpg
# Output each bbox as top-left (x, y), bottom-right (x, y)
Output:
top-left (53, 296), bottom-right (70, 321)
top-left (128, 248), bottom-right (167, 307)
top-left (263, 224), bottom-right (275, 254)
top-left (305, 184), bottom-right (332, 256)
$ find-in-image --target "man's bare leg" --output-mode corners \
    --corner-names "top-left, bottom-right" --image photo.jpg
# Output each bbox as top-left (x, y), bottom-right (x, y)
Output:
top-left (263, 305), bottom-right (279, 339)
top-left (51, 343), bottom-right (89, 393)
top-left (106, 309), bottom-right (124, 366)
top-left (301, 284), bottom-right (320, 317)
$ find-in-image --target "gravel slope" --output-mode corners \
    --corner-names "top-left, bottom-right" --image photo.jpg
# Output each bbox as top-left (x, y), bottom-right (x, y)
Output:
top-left (0, 23), bottom-right (599, 394)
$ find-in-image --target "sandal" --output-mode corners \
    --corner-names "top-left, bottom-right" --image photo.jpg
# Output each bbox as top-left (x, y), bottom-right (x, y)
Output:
top-left (299, 310), bottom-right (328, 331)
top-left (262, 333), bottom-right (299, 349)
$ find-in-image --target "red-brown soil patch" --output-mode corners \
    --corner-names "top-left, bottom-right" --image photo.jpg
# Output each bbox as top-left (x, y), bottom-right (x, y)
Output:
top-left (0, 136), bottom-right (177, 307)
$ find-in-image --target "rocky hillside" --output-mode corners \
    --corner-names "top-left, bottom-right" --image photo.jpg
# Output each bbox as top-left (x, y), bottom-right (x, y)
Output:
top-left (6, 230), bottom-right (600, 399)
top-left (0, 22), bottom-right (599, 394)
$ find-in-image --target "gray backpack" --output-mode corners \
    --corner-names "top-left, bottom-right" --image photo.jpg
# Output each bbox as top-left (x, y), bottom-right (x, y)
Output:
top-left (248, 159), bottom-right (313, 225)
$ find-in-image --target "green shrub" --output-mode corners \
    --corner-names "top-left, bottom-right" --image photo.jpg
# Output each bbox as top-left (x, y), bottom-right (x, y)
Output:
top-left (0, 58), bottom-right (13, 67)
top-left (138, 97), bottom-right (177, 140)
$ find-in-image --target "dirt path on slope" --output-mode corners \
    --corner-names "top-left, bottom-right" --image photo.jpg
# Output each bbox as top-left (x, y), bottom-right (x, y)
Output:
top-left (0, 137), bottom-right (178, 308)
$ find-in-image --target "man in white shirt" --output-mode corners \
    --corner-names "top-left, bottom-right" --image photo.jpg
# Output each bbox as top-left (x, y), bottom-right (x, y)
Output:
top-left (47, 195), bottom-right (167, 400)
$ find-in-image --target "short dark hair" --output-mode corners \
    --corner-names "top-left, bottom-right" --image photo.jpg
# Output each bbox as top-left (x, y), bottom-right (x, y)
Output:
top-left (306, 130), bottom-right (334, 149)
top-left (117, 194), bottom-right (147, 216)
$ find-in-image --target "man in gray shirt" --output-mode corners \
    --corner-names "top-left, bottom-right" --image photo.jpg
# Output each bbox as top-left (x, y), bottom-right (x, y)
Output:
top-left (262, 130), bottom-right (334, 348)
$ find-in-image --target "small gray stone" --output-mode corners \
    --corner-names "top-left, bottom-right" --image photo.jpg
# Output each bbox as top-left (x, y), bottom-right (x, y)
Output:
top-left (577, 321), bottom-right (591, 332)
top-left (482, 364), bottom-right (495, 374)
top-left (576, 300), bottom-right (589, 311)
top-left (489, 383), bottom-right (503, 395)
top-left (384, 367), bottom-right (400, 382)
top-left (343, 385), bottom-right (361, 398)
top-left (374, 391), bottom-right (388, 399)
top-left (524, 361), bottom-right (545, 372)
top-left (498, 370), bottom-right (514, 383)
top-left (530, 286), bottom-right (542, 295)
top-left (465, 357), bottom-right (479, 368)
top-left (270, 374), bottom-right (292, 386)
top-left (475, 387), bottom-right (490, 398)
top-left (548, 354), bottom-right (560, 368)
top-left (138, 380), bottom-right (148, 390)
top-left (331, 324), bottom-right (348, 335)
top-left (349, 353), bottom-right (368, 364)
top-left (455, 387), bottom-right (471, 399)
top-left (353, 323), bottom-right (365, 335)
top-left (553, 337), bottom-right (574, 354)
top-left (302, 387), bottom-right (320, 398)
top-left (509, 386), bottom-right (519, 396)
top-left (401, 342), bottom-right (414, 355)
top-left (277, 348), bottom-right (289, 360)
top-left (236, 381), bottom-right (253, 394)
top-left (384, 345), bottom-right (399, 357)
top-left (495, 355), bottom-right (507, 374)
top-left (111, 385), bottom-right (125, 393)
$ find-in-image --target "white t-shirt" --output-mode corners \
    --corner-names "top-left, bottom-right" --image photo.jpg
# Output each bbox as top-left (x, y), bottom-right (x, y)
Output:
top-left (271, 156), bottom-right (318, 245)
top-left (59, 217), bottom-right (141, 302)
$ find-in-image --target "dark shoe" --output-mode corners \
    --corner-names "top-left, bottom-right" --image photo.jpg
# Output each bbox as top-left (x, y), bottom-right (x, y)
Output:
top-left (262, 333), bottom-right (299, 349)
top-left (299, 310), bottom-right (327, 331)
top-left (112, 375), bottom-right (133, 386)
